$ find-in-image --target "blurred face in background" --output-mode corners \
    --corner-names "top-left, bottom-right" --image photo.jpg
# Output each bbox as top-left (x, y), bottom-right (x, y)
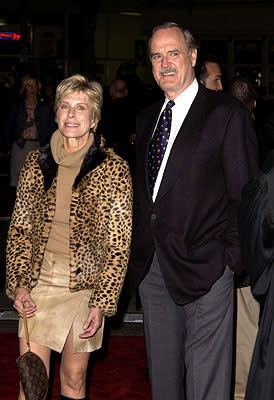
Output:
top-left (109, 80), bottom-right (128, 100)
top-left (24, 79), bottom-right (39, 99)
top-left (202, 62), bottom-right (223, 91)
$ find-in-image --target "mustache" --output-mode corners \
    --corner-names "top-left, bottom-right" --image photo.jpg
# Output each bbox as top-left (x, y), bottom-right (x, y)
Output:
top-left (160, 67), bottom-right (177, 75)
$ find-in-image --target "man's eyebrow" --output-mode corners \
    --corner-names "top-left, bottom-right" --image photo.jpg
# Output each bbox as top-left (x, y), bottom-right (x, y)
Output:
top-left (151, 49), bottom-right (180, 56)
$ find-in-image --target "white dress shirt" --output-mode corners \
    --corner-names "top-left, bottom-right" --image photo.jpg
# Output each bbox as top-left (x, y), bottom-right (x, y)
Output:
top-left (152, 78), bottom-right (199, 202)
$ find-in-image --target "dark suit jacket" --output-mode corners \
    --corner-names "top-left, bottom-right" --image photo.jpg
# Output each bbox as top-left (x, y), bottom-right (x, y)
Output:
top-left (126, 83), bottom-right (258, 305)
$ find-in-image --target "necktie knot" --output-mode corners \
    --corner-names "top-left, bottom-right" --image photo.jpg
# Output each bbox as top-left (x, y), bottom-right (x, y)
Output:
top-left (165, 100), bottom-right (175, 111)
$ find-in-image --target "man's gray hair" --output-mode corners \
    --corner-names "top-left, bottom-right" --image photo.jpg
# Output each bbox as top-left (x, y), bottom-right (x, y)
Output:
top-left (148, 22), bottom-right (198, 58)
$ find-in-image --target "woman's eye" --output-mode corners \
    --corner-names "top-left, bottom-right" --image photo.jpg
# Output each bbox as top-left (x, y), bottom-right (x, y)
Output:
top-left (77, 105), bottom-right (85, 110)
top-left (60, 104), bottom-right (68, 109)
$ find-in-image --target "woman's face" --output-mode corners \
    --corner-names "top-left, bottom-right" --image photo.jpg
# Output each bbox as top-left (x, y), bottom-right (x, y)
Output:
top-left (56, 91), bottom-right (93, 140)
top-left (25, 79), bottom-right (38, 98)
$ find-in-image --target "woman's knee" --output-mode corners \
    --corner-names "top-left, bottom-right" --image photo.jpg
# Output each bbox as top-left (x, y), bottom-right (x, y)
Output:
top-left (60, 365), bottom-right (87, 392)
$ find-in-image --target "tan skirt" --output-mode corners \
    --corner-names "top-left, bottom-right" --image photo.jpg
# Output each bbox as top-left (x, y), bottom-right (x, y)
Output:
top-left (18, 251), bottom-right (104, 353)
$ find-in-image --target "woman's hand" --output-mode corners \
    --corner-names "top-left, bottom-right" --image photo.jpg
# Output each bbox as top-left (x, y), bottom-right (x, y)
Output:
top-left (13, 287), bottom-right (37, 318)
top-left (79, 306), bottom-right (104, 339)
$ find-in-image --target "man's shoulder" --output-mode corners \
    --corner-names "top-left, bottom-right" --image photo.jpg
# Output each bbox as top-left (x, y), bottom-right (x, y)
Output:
top-left (199, 84), bottom-right (247, 115)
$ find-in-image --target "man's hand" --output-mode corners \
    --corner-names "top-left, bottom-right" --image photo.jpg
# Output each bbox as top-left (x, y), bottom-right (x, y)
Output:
top-left (13, 287), bottom-right (37, 318)
top-left (79, 306), bottom-right (104, 339)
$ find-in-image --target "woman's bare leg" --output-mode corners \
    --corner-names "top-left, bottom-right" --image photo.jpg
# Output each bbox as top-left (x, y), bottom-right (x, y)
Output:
top-left (60, 326), bottom-right (90, 399)
top-left (18, 338), bottom-right (51, 400)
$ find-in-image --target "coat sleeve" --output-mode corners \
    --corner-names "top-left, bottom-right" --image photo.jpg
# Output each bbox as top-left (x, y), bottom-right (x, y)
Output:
top-left (222, 107), bottom-right (259, 273)
top-left (5, 152), bottom-right (37, 299)
top-left (89, 161), bottom-right (133, 316)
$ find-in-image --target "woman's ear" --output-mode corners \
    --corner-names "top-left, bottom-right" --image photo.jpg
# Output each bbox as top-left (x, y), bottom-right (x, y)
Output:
top-left (90, 119), bottom-right (99, 132)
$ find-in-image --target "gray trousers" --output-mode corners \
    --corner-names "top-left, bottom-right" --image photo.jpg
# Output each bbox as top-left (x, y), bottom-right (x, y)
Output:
top-left (139, 253), bottom-right (234, 400)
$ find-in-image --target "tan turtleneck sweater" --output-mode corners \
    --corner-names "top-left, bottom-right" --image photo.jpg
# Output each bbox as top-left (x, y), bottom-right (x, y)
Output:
top-left (46, 130), bottom-right (94, 255)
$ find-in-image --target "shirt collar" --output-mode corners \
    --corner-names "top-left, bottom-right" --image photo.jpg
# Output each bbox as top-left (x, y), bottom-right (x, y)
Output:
top-left (163, 78), bottom-right (198, 108)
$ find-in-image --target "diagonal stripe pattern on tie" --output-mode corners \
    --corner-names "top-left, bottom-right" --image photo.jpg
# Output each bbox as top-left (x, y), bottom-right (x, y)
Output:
top-left (148, 100), bottom-right (175, 195)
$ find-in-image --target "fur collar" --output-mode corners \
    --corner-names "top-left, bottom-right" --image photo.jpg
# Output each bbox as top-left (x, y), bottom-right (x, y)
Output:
top-left (38, 144), bottom-right (107, 192)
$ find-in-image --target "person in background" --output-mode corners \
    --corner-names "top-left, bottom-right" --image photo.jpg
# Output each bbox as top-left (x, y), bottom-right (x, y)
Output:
top-left (239, 135), bottom-right (274, 400)
top-left (198, 54), bottom-right (223, 91)
top-left (109, 79), bottom-right (128, 100)
top-left (125, 22), bottom-right (258, 400)
top-left (229, 76), bottom-right (260, 400)
top-left (100, 79), bottom-right (135, 163)
top-left (229, 76), bottom-right (257, 119)
top-left (6, 74), bottom-right (132, 400)
top-left (3, 73), bottom-right (56, 188)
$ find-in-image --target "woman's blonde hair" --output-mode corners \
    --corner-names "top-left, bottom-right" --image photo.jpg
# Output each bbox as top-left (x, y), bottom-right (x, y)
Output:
top-left (20, 74), bottom-right (41, 98)
top-left (55, 74), bottom-right (103, 130)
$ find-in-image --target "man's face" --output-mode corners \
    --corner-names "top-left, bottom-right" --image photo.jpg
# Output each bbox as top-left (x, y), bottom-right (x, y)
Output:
top-left (203, 62), bottom-right (223, 91)
top-left (150, 27), bottom-right (197, 100)
top-left (110, 80), bottom-right (128, 100)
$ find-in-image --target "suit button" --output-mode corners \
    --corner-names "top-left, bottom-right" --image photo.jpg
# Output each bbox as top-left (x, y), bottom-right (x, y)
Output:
top-left (77, 210), bottom-right (83, 217)
top-left (151, 213), bottom-right (156, 221)
top-left (76, 267), bottom-right (81, 274)
top-left (76, 243), bottom-right (81, 248)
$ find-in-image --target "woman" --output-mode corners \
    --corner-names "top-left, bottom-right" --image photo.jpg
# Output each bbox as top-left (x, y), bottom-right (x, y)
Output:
top-left (3, 73), bottom-right (56, 187)
top-left (6, 74), bottom-right (133, 400)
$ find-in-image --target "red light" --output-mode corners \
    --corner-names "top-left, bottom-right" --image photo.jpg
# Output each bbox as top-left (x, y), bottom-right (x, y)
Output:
top-left (0, 32), bottom-right (21, 40)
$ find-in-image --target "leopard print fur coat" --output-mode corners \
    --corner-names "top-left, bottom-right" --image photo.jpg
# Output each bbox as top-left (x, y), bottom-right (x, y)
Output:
top-left (6, 144), bottom-right (133, 316)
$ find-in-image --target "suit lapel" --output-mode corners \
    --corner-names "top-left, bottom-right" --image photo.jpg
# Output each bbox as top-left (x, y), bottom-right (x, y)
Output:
top-left (154, 86), bottom-right (208, 204)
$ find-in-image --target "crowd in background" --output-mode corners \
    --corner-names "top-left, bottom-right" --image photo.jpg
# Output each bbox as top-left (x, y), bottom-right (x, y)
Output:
top-left (1, 60), bottom-right (274, 184)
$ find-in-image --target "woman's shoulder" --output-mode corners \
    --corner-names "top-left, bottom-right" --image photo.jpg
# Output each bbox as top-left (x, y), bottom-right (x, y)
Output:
top-left (104, 147), bottom-right (129, 166)
top-left (102, 147), bottom-right (131, 181)
top-left (17, 150), bottom-right (43, 186)
top-left (24, 148), bottom-right (42, 164)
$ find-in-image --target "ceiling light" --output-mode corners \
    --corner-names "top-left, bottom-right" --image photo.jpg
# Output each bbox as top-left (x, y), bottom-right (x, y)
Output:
top-left (0, 19), bottom-right (7, 26)
top-left (120, 11), bottom-right (142, 16)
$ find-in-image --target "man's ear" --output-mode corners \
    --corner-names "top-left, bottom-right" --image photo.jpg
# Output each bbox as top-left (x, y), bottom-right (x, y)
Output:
top-left (191, 49), bottom-right (198, 68)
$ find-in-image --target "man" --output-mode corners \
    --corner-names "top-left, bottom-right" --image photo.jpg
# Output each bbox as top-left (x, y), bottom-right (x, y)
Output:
top-left (100, 79), bottom-right (135, 161)
top-left (229, 77), bottom-right (260, 400)
top-left (229, 77), bottom-right (256, 118)
top-left (109, 78), bottom-right (128, 100)
top-left (198, 55), bottom-right (223, 91)
top-left (126, 22), bottom-right (258, 400)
